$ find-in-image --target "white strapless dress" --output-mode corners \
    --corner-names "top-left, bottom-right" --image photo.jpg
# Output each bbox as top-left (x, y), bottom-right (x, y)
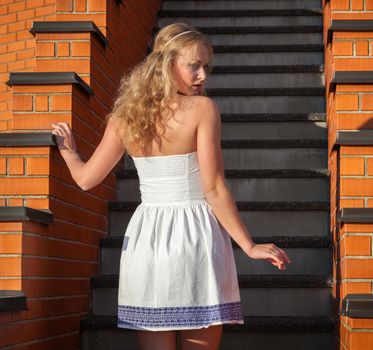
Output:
top-left (117, 151), bottom-right (244, 331)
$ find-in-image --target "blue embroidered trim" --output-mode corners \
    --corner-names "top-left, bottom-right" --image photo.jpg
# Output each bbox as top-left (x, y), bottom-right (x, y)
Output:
top-left (117, 301), bottom-right (243, 328)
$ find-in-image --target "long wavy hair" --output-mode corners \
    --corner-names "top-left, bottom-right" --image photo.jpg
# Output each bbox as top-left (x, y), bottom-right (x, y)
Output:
top-left (104, 23), bottom-right (214, 156)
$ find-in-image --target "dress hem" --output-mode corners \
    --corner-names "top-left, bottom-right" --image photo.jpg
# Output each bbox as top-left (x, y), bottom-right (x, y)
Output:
top-left (117, 319), bottom-right (245, 332)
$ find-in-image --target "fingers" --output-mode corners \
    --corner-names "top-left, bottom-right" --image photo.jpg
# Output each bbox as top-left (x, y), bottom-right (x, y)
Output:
top-left (267, 244), bottom-right (291, 270)
top-left (51, 122), bottom-right (71, 133)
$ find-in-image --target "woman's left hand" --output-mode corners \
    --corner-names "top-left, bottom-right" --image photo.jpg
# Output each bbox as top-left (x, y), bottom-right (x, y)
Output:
top-left (244, 243), bottom-right (291, 270)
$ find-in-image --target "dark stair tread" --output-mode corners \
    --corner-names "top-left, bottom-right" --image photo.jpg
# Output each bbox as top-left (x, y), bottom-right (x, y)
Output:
top-left (80, 315), bottom-right (335, 332)
top-left (147, 44), bottom-right (324, 54)
top-left (211, 65), bottom-right (324, 73)
top-left (213, 44), bottom-right (324, 52)
top-left (158, 9), bottom-right (323, 16)
top-left (221, 139), bottom-right (327, 148)
top-left (206, 87), bottom-right (324, 96)
top-left (91, 274), bottom-right (333, 289)
top-left (100, 235), bottom-right (332, 249)
top-left (117, 168), bottom-right (330, 179)
top-left (109, 201), bottom-right (330, 211)
top-left (155, 26), bottom-right (323, 34)
top-left (220, 113), bottom-right (326, 122)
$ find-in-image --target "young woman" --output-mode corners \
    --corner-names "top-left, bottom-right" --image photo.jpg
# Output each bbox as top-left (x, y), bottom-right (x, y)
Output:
top-left (51, 23), bottom-right (291, 350)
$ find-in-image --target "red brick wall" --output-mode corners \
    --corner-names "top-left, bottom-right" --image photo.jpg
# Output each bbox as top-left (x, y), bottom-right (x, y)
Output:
top-left (0, 0), bottom-right (161, 349)
top-left (324, 0), bottom-right (373, 349)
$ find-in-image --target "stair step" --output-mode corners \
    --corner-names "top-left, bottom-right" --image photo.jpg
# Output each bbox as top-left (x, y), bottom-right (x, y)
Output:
top-left (213, 95), bottom-right (325, 113)
top-left (221, 121), bottom-right (327, 139)
top-left (154, 27), bottom-right (323, 46)
top-left (206, 32), bottom-right (322, 46)
top-left (109, 202), bottom-right (329, 237)
top-left (162, 0), bottom-right (322, 11)
top-left (81, 315), bottom-right (334, 332)
top-left (207, 73), bottom-right (324, 89)
top-left (159, 9), bottom-right (323, 16)
top-left (110, 200), bottom-right (329, 211)
top-left (211, 65), bottom-right (324, 73)
top-left (213, 50), bottom-right (323, 66)
top-left (90, 275), bottom-right (332, 317)
top-left (207, 87), bottom-right (324, 96)
top-left (80, 316), bottom-right (334, 350)
top-left (118, 169), bottom-right (330, 179)
top-left (100, 235), bottom-right (331, 276)
top-left (221, 139), bottom-right (327, 148)
top-left (213, 44), bottom-right (323, 52)
top-left (220, 113), bottom-right (326, 121)
top-left (158, 15), bottom-right (322, 28)
top-left (91, 274), bottom-right (332, 289)
top-left (155, 25), bottom-right (323, 34)
top-left (117, 177), bottom-right (329, 202)
top-left (101, 235), bottom-right (332, 249)
top-left (123, 146), bottom-right (327, 170)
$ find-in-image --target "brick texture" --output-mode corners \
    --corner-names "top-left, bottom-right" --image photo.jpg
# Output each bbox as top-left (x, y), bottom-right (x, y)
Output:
top-left (325, 1), bottom-right (373, 348)
top-left (0, 1), bottom-right (162, 349)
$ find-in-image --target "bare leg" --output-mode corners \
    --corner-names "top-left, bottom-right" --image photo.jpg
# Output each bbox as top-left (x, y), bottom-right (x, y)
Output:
top-left (136, 330), bottom-right (177, 350)
top-left (179, 325), bottom-right (223, 350)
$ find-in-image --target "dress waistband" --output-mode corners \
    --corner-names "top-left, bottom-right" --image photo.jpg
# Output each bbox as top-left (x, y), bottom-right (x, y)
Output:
top-left (140, 198), bottom-right (209, 207)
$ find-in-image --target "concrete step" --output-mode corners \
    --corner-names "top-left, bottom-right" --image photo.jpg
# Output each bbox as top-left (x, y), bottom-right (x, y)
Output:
top-left (213, 50), bottom-right (323, 65)
top-left (221, 121), bottom-right (327, 139)
top-left (116, 170), bottom-right (329, 201)
top-left (108, 201), bottom-right (329, 237)
top-left (154, 26), bottom-right (323, 45)
top-left (100, 235), bottom-right (331, 276)
top-left (162, 0), bottom-right (322, 11)
top-left (158, 12), bottom-right (322, 27)
top-left (220, 112), bottom-right (326, 121)
top-left (80, 315), bottom-right (335, 350)
top-left (207, 68), bottom-right (325, 88)
top-left (205, 32), bottom-right (323, 46)
top-left (212, 95), bottom-right (325, 113)
top-left (122, 141), bottom-right (328, 171)
top-left (90, 275), bottom-right (333, 317)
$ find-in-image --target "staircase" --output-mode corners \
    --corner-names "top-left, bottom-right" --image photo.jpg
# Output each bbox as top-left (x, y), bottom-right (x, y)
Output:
top-left (80, 1), bottom-right (335, 349)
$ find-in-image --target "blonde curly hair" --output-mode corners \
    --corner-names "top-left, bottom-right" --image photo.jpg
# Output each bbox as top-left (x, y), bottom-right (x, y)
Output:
top-left (104, 23), bottom-right (214, 156)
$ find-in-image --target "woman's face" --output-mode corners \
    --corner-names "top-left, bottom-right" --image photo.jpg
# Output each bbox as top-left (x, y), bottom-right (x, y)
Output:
top-left (172, 42), bottom-right (211, 96)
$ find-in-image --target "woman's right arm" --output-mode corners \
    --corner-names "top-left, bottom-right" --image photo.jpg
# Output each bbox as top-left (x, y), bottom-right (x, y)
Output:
top-left (51, 118), bottom-right (126, 191)
top-left (196, 97), bottom-right (291, 270)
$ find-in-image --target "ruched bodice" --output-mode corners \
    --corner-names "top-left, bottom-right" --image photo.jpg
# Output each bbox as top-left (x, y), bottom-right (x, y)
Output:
top-left (131, 151), bottom-right (206, 204)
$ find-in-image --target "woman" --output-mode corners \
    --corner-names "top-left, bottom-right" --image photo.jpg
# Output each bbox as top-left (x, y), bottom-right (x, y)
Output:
top-left (51, 23), bottom-right (291, 350)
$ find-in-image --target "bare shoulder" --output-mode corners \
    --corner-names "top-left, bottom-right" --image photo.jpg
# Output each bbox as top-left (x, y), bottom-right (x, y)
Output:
top-left (186, 96), bottom-right (220, 123)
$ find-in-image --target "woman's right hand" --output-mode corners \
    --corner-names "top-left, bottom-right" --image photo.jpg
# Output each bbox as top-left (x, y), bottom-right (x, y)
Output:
top-left (51, 122), bottom-right (77, 154)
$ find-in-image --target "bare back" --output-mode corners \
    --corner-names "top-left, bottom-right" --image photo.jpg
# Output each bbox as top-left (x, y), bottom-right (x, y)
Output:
top-left (127, 95), bottom-right (206, 157)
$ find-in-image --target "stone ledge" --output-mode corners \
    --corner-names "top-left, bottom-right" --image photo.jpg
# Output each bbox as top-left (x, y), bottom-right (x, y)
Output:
top-left (0, 291), bottom-right (27, 312)
top-left (30, 21), bottom-right (108, 46)
top-left (6, 72), bottom-right (93, 95)
top-left (335, 130), bottom-right (373, 147)
top-left (330, 71), bottom-right (373, 93)
top-left (339, 208), bottom-right (373, 224)
top-left (327, 20), bottom-right (373, 43)
top-left (0, 206), bottom-right (53, 225)
top-left (341, 294), bottom-right (373, 318)
top-left (0, 132), bottom-right (55, 147)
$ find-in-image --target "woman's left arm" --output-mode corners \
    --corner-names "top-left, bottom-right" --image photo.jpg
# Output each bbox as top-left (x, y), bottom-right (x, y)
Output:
top-left (51, 118), bottom-right (126, 191)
